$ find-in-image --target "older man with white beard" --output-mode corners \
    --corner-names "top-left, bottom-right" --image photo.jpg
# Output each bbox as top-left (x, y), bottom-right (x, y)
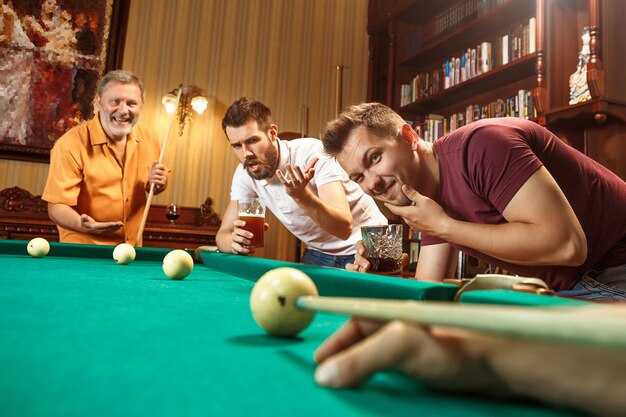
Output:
top-left (42, 70), bottom-right (168, 246)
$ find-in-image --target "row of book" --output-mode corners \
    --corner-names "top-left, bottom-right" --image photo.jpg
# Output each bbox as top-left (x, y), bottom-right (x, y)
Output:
top-left (404, 0), bottom-right (512, 57)
top-left (400, 17), bottom-right (536, 107)
top-left (407, 90), bottom-right (536, 143)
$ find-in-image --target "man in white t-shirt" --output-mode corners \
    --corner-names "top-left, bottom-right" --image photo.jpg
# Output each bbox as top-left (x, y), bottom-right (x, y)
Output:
top-left (216, 97), bottom-right (387, 268)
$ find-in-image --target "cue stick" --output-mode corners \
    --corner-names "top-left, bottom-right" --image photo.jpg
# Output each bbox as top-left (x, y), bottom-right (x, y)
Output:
top-left (295, 296), bottom-right (626, 351)
top-left (135, 85), bottom-right (184, 246)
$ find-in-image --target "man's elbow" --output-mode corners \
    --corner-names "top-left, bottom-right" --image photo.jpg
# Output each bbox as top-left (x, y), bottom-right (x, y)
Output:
top-left (335, 218), bottom-right (353, 241)
top-left (558, 232), bottom-right (588, 267)
top-left (47, 202), bottom-right (59, 223)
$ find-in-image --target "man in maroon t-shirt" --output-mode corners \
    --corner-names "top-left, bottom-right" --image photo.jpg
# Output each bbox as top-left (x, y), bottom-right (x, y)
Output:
top-left (322, 103), bottom-right (626, 301)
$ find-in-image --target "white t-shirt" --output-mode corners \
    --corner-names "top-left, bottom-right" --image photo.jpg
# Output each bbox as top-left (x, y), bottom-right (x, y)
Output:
top-left (230, 138), bottom-right (388, 256)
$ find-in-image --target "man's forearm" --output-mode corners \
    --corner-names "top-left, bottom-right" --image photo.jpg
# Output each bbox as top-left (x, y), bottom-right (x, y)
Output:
top-left (47, 203), bottom-right (84, 232)
top-left (437, 219), bottom-right (584, 267)
top-left (292, 190), bottom-right (352, 240)
top-left (216, 230), bottom-right (233, 253)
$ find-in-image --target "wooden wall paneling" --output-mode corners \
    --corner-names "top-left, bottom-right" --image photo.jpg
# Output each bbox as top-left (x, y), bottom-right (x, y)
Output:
top-left (602, 0), bottom-right (626, 101)
top-left (584, 119), bottom-right (626, 180)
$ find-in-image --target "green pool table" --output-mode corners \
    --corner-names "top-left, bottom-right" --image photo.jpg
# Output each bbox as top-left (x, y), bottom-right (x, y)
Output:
top-left (0, 240), bottom-right (585, 417)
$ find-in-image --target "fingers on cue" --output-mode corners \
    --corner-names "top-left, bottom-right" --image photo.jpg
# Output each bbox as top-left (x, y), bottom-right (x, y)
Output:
top-left (314, 318), bottom-right (368, 364)
top-left (315, 320), bottom-right (418, 388)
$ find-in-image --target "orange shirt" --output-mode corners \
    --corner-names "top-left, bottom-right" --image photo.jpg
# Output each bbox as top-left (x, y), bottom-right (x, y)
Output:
top-left (42, 116), bottom-right (160, 246)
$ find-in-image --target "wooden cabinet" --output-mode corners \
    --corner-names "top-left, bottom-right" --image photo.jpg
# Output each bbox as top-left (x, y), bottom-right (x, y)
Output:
top-left (368, 0), bottom-right (626, 180)
top-left (0, 187), bottom-right (221, 250)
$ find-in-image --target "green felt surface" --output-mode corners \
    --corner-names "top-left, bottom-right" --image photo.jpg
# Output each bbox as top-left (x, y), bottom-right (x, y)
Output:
top-left (0, 240), bottom-right (581, 417)
top-left (199, 250), bottom-right (459, 300)
top-left (7, 239), bottom-right (186, 262)
top-left (460, 289), bottom-right (588, 306)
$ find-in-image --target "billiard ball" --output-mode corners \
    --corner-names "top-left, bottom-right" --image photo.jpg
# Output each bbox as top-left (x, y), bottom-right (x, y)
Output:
top-left (113, 243), bottom-right (136, 265)
top-left (27, 237), bottom-right (50, 258)
top-left (250, 267), bottom-right (318, 337)
top-left (162, 249), bottom-right (194, 280)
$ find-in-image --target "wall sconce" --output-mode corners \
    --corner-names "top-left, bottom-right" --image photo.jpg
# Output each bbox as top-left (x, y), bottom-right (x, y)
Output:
top-left (161, 85), bottom-right (208, 136)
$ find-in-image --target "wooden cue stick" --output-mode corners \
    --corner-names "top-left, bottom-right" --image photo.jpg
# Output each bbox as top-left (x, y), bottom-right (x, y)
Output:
top-left (296, 296), bottom-right (626, 351)
top-left (135, 86), bottom-right (184, 246)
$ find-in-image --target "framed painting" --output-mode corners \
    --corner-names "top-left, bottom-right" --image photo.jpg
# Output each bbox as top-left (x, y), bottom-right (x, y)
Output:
top-left (0, 0), bottom-right (130, 162)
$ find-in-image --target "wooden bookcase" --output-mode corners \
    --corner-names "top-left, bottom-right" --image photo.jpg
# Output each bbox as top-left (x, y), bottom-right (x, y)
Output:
top-left (368, 0), bottom-right (626, 276)
top-left (367, 0), bottom-right (626, 180)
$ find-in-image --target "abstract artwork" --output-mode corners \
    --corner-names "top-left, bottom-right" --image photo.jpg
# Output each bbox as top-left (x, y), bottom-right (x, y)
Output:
top-left (0, 0), bottom-right (127, 162)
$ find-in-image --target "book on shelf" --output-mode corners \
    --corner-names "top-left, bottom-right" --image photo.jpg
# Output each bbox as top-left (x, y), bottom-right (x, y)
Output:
top-left (502, 34), bottom-right (509, 65)
top-left (470, 48), bottom-right (477, 78)
top-left (407, 89), bottom-right (536, 139)
top-left (461, 51), bottom-right (468, 82)
top-left (425, 114), bottom-right (444, 143)
top-left (400, 0), bottom-right (527, 60)
top-left (480, 41), bottom-right (492, 74)
top-left (400, 14), bottom-right (536, 107)
top-left (528, 17), bottom-right (536, 53)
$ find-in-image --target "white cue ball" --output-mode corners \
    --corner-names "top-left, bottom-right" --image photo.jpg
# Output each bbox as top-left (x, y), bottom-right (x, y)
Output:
top-left (113, 243), bottom-right (136, 265)
top-left (27, 237), bottom-right (50, 258)
top-left (250, 267), bottom-right (318, 337)
top-left (162, 249), bottom-right (194, 280)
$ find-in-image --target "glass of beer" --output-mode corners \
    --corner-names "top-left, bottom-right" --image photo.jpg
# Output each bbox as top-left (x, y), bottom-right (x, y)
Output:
top-left (360, 224), bottom-right (403, 275)
top-left (237, 198), bottom-right (266, 248)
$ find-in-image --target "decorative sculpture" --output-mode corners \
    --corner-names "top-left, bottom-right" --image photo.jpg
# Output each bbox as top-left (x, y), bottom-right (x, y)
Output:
top-left (568, 27), bottom-right (592, 105)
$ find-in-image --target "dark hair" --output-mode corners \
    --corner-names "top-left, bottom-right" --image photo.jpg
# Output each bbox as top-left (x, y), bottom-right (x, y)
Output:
top-left (322, 102), bottom-right (405, 156)
top-left (97, 70), bottom-right (145, 101)
top-left (221, 97), bottom-right (273, 133)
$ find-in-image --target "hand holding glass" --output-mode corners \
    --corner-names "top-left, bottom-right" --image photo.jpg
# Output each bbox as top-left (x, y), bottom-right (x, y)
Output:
top-left (360, 224), bottom-right (403, 274)
top-left (238, 198), bottom-right (265, 248)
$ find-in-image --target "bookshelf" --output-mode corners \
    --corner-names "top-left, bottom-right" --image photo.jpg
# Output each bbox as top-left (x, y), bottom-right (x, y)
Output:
top-left (367, 0), bottom-right (626, 276)
top-left (367, 0), bottom-right (626, 179)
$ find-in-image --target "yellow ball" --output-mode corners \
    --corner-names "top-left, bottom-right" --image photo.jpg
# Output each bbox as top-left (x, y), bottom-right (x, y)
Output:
top-left (27, 237), bottom-right (50, 258)
top-left (113, 243), bottom-right (136, 265)
top-left (250, 267), bottom-right (318, 337)
top-left (162, 249), bottom-right (194, 280)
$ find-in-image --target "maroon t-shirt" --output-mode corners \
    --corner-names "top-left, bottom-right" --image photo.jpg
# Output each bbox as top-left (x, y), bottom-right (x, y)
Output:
top-left (422, 117), bottom-right (626, 290)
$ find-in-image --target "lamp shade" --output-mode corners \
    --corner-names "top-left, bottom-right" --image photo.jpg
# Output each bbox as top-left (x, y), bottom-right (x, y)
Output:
top-left (191, 96), bottom-right (208, 114)
top-left (161, 93), bottom-right (178, 115)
